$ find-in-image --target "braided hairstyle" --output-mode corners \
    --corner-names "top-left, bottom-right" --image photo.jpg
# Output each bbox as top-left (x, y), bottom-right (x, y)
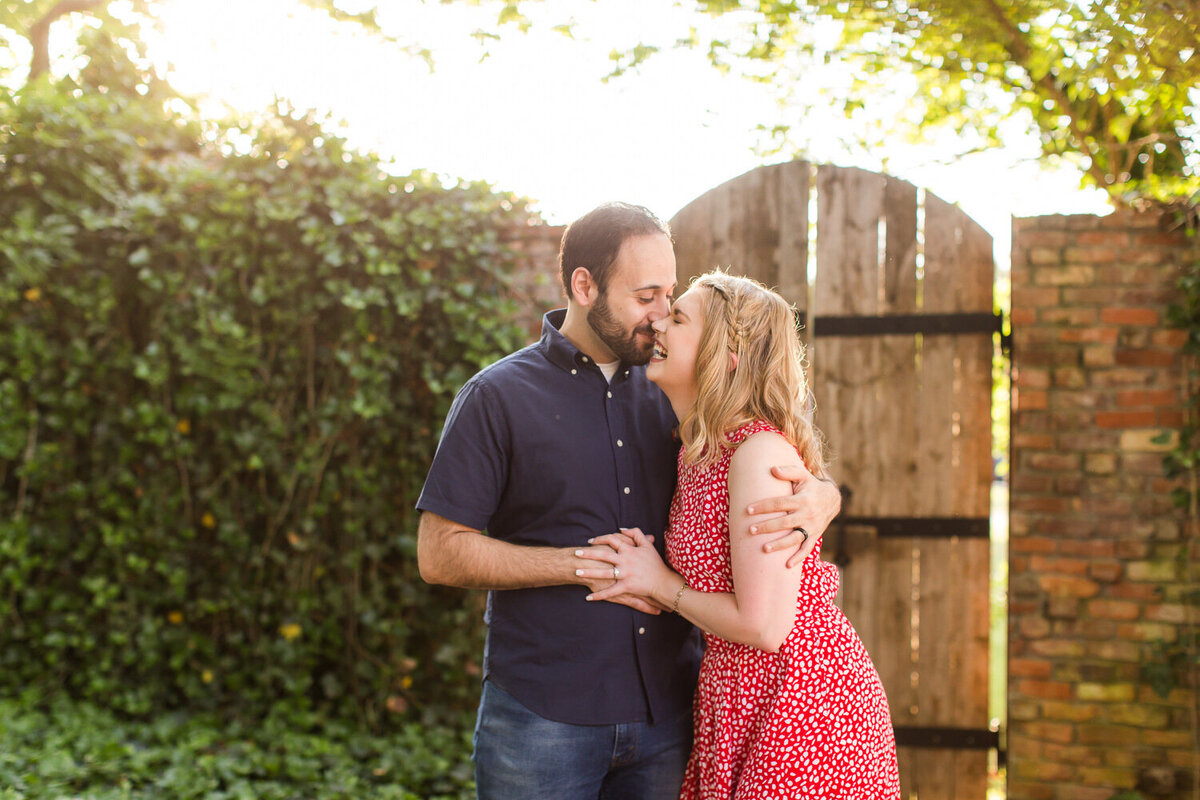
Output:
top-left (677, 269), bottom-right (828, 478)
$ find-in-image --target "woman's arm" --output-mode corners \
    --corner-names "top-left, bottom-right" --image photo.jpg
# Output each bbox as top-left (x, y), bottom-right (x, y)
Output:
top-left (579, 432), bottom-right (807, 652)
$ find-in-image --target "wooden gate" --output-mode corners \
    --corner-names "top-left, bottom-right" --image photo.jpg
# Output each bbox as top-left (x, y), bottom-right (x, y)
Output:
top-left (671, 162), bottom-right (996, 799)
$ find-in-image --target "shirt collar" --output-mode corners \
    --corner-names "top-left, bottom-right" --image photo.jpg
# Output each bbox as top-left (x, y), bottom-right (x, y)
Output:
top-left (539, 308), bottom-right (624, 377)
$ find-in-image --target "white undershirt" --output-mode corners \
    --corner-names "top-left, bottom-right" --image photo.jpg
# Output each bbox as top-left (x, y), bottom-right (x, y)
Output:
top-left (596, 359), bottom-right (620, 383)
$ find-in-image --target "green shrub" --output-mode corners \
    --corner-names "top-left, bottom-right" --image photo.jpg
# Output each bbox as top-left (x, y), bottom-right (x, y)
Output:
top-left (0, 34), bottom-right (533, 722)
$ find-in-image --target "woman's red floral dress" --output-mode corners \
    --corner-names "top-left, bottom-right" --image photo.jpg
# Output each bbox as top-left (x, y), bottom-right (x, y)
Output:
top-left (668, 420), bottom-right (901, 800)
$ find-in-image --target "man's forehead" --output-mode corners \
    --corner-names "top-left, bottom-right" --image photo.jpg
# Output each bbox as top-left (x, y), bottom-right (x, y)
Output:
top-left (611, 235), bottom-right (677, 291)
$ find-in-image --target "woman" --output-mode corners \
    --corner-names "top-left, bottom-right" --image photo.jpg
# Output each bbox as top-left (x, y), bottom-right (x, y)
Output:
top-left (579, 271), bottom-right (900, 799)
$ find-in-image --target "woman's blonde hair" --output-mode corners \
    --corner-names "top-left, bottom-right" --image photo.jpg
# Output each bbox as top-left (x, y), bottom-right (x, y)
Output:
top-left (678, 270), bottom-right (828, 478)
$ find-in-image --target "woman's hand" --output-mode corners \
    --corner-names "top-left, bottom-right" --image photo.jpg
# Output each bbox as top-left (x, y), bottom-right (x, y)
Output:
top-left (574, 527), bottom-right (676, 605)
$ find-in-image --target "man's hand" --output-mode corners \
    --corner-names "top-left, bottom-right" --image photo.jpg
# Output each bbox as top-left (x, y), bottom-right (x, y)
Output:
top-left (743, 462), bottom-right (842, 568)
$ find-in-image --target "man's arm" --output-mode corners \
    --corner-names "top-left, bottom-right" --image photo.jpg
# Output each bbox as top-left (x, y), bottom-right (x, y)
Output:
top-left (417, 510), bottom-right (578, 589)
top-left (417, 510), bottom-right (665, 613)
top-left (744, 464), bottom-right (842, 568)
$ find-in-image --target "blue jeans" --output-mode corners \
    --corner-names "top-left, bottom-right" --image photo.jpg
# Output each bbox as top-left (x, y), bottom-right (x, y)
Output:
top-left (473, 679), bottom-right (692, 800)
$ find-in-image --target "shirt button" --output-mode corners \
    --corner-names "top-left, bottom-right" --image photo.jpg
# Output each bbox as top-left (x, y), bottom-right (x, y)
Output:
top-left (617, 439), bottom-right (624, 447)
top-left (582, 356), bottom-right (589, 363)
top-left (571, 369), bottom-right (577, 375)
top-left (623, 487), bottom-right (630, 494)
top-left (606, 391), bottom-right (612, 398)
top-left (638, 627), bottom-right (646, 635)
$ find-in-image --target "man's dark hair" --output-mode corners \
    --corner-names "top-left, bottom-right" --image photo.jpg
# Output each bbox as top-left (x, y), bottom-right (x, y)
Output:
top-left (559, 202), bottom-right (672, 300)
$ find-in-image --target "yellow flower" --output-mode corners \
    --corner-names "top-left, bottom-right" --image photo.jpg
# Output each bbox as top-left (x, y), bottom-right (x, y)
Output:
top-left (201, 669), bottom-right (213, 683)
top-left (366, 333), bottom-right (377, 343)
top-left (176, 419), bottom-right (191, 435)
top-left (200, 512), bottom-right (216, 529)
top-left (23, 288), bottom-right (40, 302)
top-left (279, 623), bottom-right (302, 641)
top-left (400, 675), bottom-right (413, 689)
top-left (167, 611), bottom-right (183, 625)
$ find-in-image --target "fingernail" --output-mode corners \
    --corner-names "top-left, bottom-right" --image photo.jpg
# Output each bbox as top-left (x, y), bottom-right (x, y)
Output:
top-left (587, 538), bottom-right (594, 544)
top-left (575, 550), bottom-right (583, 556)
top-left (585, 595), bottom-right (594, 601)
top-left (746, 506), bottom-right (755, 514)
top-left (749, 525), bottom-right (758, 534)
top-left (575, 569), bottom-right (583, 576)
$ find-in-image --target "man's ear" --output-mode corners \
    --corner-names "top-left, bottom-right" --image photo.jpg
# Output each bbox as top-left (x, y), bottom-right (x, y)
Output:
top-left (728, 350), bottom-right (739, 372)
top-left (569, 267), bottom-right (599, 307)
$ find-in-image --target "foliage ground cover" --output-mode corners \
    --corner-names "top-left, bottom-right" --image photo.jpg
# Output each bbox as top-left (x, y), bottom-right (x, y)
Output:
top-left (0, 692), bottom-right (474, 800)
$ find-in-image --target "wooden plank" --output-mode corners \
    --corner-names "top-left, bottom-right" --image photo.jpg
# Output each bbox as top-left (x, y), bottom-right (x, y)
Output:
top-left (915, 192), bottom-right (992, 799)
top-left (710, 180), bottom-right (734, 273)
top-left (774, 161), bottom-right (810, 353)
top-left (670, 190), bottom-right (714, 290)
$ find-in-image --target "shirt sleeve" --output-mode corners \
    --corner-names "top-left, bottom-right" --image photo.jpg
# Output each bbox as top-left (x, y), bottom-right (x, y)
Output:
top-left (415, 376), bottom-right (510, 533)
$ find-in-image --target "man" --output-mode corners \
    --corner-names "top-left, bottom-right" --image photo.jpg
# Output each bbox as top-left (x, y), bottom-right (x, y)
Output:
top-left (417, 202), bottom-right (841, 800)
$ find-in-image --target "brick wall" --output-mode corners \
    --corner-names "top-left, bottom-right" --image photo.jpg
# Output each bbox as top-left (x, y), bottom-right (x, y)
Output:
top-left (1008, 209), bottom-right (1197, 799)
top-left (504, 223), bottom-right (566, 339)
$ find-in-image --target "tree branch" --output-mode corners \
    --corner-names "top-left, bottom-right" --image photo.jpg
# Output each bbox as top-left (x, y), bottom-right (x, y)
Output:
top-left (28, 0), bottom-right (105, 80)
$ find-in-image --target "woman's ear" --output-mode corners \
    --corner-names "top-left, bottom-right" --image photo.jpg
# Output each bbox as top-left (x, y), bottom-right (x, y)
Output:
top-left (569, 267), bottom-right (599, 306)
top-left (728, 350), bottom-right (739, 372)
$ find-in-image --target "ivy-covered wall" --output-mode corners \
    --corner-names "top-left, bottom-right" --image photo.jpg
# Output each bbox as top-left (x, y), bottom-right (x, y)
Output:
top-left (0, 51), bottom-right (539, 724)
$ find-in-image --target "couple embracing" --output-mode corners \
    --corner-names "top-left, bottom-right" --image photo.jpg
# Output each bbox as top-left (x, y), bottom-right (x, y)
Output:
top-left (417, 203), bottom-right (901, 799)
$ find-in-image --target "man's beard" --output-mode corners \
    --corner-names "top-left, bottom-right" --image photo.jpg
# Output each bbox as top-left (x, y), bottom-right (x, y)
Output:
top-left (588, 292), bottom-right (655, 366)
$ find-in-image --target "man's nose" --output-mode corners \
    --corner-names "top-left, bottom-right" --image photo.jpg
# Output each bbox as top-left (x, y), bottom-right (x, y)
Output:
top-left (650, 297), bottom-right (671, 321)
top-left (651, 316), bottom-right (667, 333)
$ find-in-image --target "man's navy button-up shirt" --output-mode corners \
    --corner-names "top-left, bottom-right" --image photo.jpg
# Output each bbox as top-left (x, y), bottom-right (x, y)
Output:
top-left (417, 309), bottom-right (702, 725)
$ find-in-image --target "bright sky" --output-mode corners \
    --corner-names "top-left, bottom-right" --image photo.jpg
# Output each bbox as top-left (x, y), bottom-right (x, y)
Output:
top-left (142, 0), bottom-right (1111, 267)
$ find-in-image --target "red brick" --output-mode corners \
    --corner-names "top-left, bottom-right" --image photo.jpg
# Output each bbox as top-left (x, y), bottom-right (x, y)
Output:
top-left (1041, 307), bottom-right (1098, 326)
top-left (1114, 349), bottom-right (1177, 367)
top-left (1058, 327), bottom-right (1118, 344)
top-left (1109, 581), bottom-right (1158, 600)
top-left (1011, 536), bottom-right (1058, 554)
top-left (1030, 555), bottom-right (1090, 576)
top-left (1133, 231), bottom-right (1186, 246)
top-left (1116, 389), bottom-right (1177, 407)
top-left (1150, 329), bottom-right (1188, 347)
top-left (1076, 230), bottom-right (1130, 247)
top-left (1020, 616), bottom-right (1052, 638)
top-left (1095, 410), bottom-right (1156, 428)
top-left (1017, 366), bottom-right (1051, 388)
top-left (1088, 561), bottom-right (1123, 582)
top-left (1014, 286), bottom-right (1062, 308)
top-left (1014, 432), bottom-right (1055, 450)
top-left (1087, 599), bottom-right (1141, 620)
top-left (1090, 368), bottom-right (1156, 386)
top-left (1010, 307), bottom-right (1037, 325)
top-left (1013, 495), bottom-right (1074, 514)
top-left (1099, 307), bottom-right (1160, 326)
top-left (1021, 720), bottom-right (1077, 744)
top-left (1010, 658), bottom-right (1053, 678)
top-left (1158, 409), bottom-right (1184, 426)
top-left (1059, 540), bottom-right (1114, 557)
top-left (1018, 389), bottom-right (1049, 410)
top-left (1006, 780), bottom-right (1055, 800)
top-left (1039, 575), bottom-right (1100, 598)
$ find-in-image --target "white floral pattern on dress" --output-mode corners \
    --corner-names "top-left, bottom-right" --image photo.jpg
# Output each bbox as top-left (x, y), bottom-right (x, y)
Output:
top-left (669, 420), bottom-right (901, 800)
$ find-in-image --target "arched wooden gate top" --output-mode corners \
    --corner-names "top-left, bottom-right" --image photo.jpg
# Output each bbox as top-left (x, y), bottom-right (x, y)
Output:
top-left (671, 161), bottom-right (997, 800)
